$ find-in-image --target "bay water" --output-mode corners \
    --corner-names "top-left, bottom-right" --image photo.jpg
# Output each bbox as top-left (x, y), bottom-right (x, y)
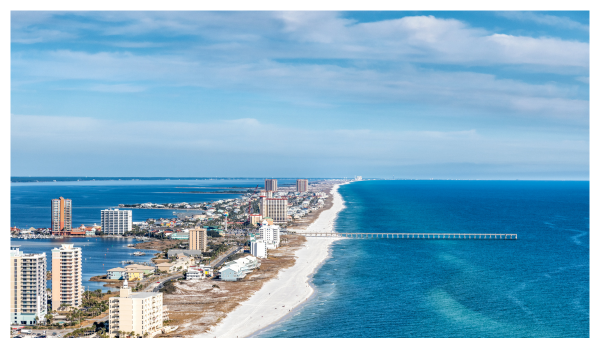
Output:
top-left (10, 178), bottom-right (294, 291)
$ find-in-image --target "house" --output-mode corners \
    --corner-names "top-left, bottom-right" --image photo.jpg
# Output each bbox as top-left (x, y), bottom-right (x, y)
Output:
top-left (171, 232), bottom-right (189, 240)
top-left (186, 265), bottom-right (214, 280)
top-left (125, 269), bottom-right (144, 281)
top-left (155, 263), bottom-right (174, 273)
top-left (124, 264), bottom-right (154, 275)
top-left (107, 267), bottom-right (127, 280)
top-left (219, 256), bottom-right (260, 281)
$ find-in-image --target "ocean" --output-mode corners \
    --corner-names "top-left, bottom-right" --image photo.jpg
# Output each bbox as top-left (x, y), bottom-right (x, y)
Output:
top-left (257, 180), bottom-right (589, 338)
top-left (11, 179), bottom-right (589, 336)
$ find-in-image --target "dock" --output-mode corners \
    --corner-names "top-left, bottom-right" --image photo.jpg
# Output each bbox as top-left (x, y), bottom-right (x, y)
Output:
top-left (296, 232), bottom-right (517, 240)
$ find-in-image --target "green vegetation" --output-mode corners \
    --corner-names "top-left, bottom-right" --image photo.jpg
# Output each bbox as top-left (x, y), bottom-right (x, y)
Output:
top-left (208, 243), bottom-right (228, 260)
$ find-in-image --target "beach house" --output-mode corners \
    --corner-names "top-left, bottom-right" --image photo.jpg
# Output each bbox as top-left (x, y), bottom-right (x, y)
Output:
top-left (219, 256), bottom-right (260, 281)
top-left (107, 267), bottom-right (127, 280)
top-left (155, 263), bottom-right (174, 273)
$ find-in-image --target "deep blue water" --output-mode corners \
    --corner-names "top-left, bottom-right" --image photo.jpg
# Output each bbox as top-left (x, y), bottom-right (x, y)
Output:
top-left (257, 180), bottom-right (589, 338)
top-left (11, 178), bottom-right (297, 229)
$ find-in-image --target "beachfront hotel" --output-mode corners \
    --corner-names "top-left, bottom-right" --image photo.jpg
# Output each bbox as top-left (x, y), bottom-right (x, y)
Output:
top-left (101, 208), bottom-right (133, 235)
top-left (10, 246), bottom-right (48, 326)
top-left (51, 197), bottom-right (72, 235)
top-left (109, 281), bottom-right (166, 337)
top-left (264, 179), bottom-right (278, 192)
top-left (51, 244), bottom-right (82, 311)
top-left (189, 226), bottom-right (208, 252)
top-left (296, 179), bottom-right (309, 193)
top-left (259, 197), bottom-right (288, 223)
top-left (259, 220), bottom-right (281, 249)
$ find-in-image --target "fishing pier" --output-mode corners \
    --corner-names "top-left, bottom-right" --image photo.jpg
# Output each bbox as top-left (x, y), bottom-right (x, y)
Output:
top-left (297, 232), bottom-right (517, 240)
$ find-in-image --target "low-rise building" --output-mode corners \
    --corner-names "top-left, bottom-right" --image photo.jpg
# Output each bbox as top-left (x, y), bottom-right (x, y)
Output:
top-left (167, 249), bottom-right (204, 259)
top-left (107, 267), bottom-right (127, 280)
top-left (171, 232), bottom-right (189, 240)
top-left (219, 256), bottom-right (260, 281)
top-left (155, 263), bottom-right (174, 273)
top-left (186, 265), bottom-right (214, 280)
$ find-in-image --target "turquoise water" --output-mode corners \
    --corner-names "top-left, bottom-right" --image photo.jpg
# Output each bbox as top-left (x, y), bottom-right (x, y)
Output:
top-left (257, 180), bottom-right (589, 337)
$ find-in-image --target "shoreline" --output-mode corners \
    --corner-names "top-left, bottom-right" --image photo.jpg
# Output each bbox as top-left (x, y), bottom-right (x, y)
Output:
top-left (247, 224), bottom-right (343, 338)
top-left (195, 182), bottom-right (349, 338)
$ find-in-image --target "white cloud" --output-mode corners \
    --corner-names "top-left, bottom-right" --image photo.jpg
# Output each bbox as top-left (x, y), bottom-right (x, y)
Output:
top-left (496, 11), bottom-right (588, 31)
top-left (11, 114), bottom-right (587, 169)
top-left (11, 49), bottom-right (588, 122)
top-left (10, 12), bottom-right (589, 69)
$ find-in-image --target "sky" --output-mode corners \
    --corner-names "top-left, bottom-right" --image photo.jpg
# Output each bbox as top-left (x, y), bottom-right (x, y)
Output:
top-left (10, 11), bottom-right (589, 179)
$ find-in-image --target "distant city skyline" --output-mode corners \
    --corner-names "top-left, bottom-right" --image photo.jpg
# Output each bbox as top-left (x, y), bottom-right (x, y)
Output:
top-left (11, 11), bottom-right (589, 180)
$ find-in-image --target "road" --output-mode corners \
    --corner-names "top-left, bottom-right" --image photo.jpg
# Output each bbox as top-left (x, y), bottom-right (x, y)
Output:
top-left (149, 273), bottom-right (184, 292)
top-left (211, 246), bottom-right (243, 269)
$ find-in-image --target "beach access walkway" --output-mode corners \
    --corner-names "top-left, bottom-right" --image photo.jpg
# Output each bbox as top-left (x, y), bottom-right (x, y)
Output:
top-left (293, 232), bottom-right (517, 240)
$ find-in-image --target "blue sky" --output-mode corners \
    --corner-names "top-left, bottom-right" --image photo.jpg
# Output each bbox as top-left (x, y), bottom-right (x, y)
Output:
top-left (10, 11), bottom-right (589, 179)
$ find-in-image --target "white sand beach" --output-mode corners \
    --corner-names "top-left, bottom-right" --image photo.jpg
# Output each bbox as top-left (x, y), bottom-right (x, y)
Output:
top-left (195, 183), bottom-right (348, 338)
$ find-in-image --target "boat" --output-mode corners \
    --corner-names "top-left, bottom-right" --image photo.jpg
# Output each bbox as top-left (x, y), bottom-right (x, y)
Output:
top-left (132, 251), bottom-right (146, 256)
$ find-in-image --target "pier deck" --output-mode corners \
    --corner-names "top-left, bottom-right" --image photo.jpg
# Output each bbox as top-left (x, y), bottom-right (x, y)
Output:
top-left (294, 232), bottom-right (517, 240)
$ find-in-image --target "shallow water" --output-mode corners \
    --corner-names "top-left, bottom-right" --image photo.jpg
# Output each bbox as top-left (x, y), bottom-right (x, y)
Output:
top-left (258, 180), bottom-right (589, 337)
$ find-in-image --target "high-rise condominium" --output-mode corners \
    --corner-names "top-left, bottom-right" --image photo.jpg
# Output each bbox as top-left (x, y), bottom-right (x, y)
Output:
top-left (296, 179), bottom-right (309, 193)
top-left (189, 227), bottom-right (208, 252)
top-left (51, 197), bottom-right (72, 234)
top-left (259, 197), bottom-right (288, 223)
top-left (51, 244), bottom-right (82, 311)
top-left (109, 281), bottom-right (165, 337)
top-left (101, 208), bottom-right (132, 235)
top-left (10, 246), bottom-right (47, 326)
top-left (264, 179), bottom-right (278, 192)
top-left (259, 220), bottom-right (281, 249)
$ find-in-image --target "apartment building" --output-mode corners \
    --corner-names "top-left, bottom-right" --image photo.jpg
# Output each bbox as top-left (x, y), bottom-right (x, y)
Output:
top-left (249, 214), bottom-right (263, 226)
top-left (51, 197), bottom-right (72, 234)
top-left (109, 281), bottom-right (165, 337)
top-left (51, 244), bottom-right (82, 311)
top-left (250, 239), bottom-right (267, 258)
top-left (259, 197), bottom-right (288, 223)
top-left (296, 179), bottom-right (309, 193)
top-left (101, 208), bottom-right (132, 235)
top-left (264, 179), bottom-right (278, 192)
top-left (259, 220), bottom-right (280, 249)
top-left (10, 246), bottom-right (47, 326)
top-left (189, 227), bottom-right (207, 252)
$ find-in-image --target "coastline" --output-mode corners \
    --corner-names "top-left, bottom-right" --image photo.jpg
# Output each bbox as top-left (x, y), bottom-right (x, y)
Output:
top-left (195, 183), bottom-right (349, 338)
